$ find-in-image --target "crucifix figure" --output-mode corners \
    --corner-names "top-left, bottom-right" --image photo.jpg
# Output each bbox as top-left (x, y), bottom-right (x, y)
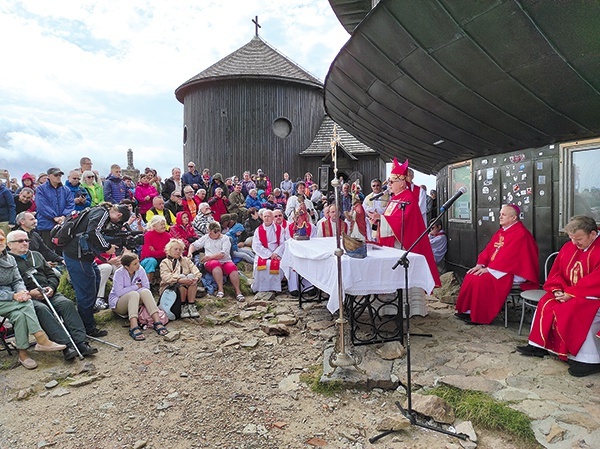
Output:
top-left (252, 16), bottom-right (261, 36)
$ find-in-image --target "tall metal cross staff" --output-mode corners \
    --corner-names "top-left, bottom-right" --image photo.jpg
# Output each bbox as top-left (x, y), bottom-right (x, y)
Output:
top-left (328, 125), bottom-right (363, 375)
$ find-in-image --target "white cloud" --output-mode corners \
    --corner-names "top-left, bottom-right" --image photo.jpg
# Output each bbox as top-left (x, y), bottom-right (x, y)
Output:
top-left (0, 0), bottom-right (350, 181)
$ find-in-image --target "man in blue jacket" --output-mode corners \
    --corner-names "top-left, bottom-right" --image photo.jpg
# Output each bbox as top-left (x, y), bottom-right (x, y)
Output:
top-left (182, 161), bottom-right (202, 192)
top-left (35, 167), bottom-right (74, 249)
top-left (65, 170), bottom-right (91, 211)
top-left (0, 179), bottom-right (16, 236)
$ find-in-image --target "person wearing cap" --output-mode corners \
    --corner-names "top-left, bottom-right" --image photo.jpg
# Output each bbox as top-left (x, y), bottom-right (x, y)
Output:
top-left (61, 203), bottom-right (131, 337)
top-left (182, 162), bottom-right (202, 192)
top-left (455, 204), bottom-right (539, 325)
top-left (368, 158), bottom-right (441, 317)
top-left (200, 168), bottom-right (212, 192)
top-left (35, 167), bottom-right (75, 250)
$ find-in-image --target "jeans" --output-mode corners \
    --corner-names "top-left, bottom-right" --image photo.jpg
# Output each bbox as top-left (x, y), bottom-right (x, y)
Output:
top-left (63, 254), bottom-right (100, 333)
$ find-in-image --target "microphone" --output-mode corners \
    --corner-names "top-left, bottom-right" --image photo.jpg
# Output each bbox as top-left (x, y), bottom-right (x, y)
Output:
top-left (439, 186), bottom-right (467, 212)
top-left (370, 192), bottom-right (386, 201)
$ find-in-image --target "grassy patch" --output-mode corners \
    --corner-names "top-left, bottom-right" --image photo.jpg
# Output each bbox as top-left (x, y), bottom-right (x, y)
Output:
top-left (300, 364), bottom-right (345, 396)
top-left (426, 385), bottom-right (539, 447)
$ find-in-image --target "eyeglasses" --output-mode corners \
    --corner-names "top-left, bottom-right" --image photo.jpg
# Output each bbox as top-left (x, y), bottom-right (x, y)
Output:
top-left (184, 191), bottom-right (193, 194)
top-left (86, 176), bottom-right (95, 179)
top-left (9, 238), bottom-right (30, 243)
top-left (371, 184), bottom-right (381, 188)
top-left (71, 177), bottom-right (80, 180)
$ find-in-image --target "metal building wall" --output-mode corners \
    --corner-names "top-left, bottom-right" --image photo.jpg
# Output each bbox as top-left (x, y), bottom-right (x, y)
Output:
top-left (441, 145), bottom-right (558, 280)
top-left (181, 79), bottom-right (325, 179)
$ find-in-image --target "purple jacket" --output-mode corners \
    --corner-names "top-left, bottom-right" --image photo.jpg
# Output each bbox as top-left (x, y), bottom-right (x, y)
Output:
top-left (103, 174), bottom-right (131, 204)
top-left (108, 266), bottom-right (150, 309)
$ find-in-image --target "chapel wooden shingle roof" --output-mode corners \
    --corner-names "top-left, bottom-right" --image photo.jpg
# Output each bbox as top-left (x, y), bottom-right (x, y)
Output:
top-left (175, 35), bottom-right (323, 103)
top-left (301, 115), bottom-right (378, 157)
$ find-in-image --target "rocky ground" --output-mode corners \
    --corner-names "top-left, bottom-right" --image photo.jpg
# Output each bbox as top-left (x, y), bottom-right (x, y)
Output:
top-left (0, 286), bottom-right (598, 449)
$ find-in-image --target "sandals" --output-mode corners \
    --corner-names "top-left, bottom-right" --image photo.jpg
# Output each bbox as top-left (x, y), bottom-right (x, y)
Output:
top-left (235, 294), bottom-right (245, 302)
top-left (216, 291), bottom-right (224, 298)
top-left (129, 326), bottom-right (145, 341)
top-left (153, 322), bottom-right (169, 336)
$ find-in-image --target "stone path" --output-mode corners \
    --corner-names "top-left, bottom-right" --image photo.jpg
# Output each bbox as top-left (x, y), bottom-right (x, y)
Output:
top-left (323, 297), bottom-right (600, 448)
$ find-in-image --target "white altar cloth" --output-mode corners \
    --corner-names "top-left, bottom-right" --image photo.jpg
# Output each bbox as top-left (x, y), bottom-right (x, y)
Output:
top-left (280, 237), bottom-right (435, 313)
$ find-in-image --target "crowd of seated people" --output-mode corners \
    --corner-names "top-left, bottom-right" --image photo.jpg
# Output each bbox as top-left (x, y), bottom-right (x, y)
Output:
top-left (6, 159), bottom-right (596, 380)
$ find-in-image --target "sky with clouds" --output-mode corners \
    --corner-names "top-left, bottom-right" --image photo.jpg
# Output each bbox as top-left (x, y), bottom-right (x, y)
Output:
top-left (0, 0), bottom-right (435, 189)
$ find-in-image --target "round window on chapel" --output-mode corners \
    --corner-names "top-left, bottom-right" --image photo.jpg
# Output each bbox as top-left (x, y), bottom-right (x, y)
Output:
top-left (272, 118), bottom-right (292, 139)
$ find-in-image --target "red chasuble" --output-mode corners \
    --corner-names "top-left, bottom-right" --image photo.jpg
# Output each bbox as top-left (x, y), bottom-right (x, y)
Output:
top-left (455, 221), bottom-right (539, 324)
top-left (528, 237), bottom-right (600, 359)
top-left (320, 218), bottom-right (347, 237)
top-left (378, 188), bottom-right (441, 287)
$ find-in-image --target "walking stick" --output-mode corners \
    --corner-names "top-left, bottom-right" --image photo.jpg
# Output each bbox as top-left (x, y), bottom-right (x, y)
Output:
top-left (25, 268), bottom-right (84, 360)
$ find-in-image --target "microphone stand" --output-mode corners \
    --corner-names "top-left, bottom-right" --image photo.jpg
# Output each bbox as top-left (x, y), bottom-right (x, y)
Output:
top-left (370, 211), bottom-right (467, 442)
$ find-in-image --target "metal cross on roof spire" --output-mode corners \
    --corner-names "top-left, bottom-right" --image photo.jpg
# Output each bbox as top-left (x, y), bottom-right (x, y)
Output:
top-left (252, 15), bottom-right (261, 36)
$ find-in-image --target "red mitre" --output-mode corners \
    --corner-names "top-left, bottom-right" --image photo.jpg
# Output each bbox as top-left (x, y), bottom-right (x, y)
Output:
top-left (391, 158), bottom-right (409, 177)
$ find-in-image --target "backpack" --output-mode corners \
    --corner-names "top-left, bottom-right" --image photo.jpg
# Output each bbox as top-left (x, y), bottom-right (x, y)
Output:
top-left (50, 208), bottom-right (91, 247)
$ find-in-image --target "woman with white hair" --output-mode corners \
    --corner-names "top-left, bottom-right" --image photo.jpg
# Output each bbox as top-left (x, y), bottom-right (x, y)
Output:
top-left (191, 202), bottom-right (215, 238)
top-left (81, 170), bottom-right (104, 206)
top-left (160, 239), bottom-right (201, 318)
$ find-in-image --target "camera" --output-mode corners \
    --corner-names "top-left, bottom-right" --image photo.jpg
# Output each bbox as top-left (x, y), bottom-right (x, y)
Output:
top-left (103, 224), bottom-right (144, 251)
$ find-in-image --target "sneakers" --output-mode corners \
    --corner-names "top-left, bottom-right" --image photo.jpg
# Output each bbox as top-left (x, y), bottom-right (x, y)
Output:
top-left (568, 361), bottom-right (600, 377)
top-left (88, 328), bottom-right (108, 338)
top-left (94, 298), bottom-right (108, 312)
top-left (180, 304), bottom-right (191, 319)
top-left (516, 344), bottom-right (548, 357)
top-left (188, 303), bottom-right (200, 318)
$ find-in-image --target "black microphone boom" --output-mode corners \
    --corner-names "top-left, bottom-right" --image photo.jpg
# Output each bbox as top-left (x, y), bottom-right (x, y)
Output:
top-left (370, 192), bottom-right (386, 201)
top-left (439, 186), bottom-right (468, 213)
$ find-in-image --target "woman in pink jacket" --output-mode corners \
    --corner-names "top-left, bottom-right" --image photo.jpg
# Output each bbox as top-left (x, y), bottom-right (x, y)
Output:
top-left (134, 173), bottom-right (159, 219)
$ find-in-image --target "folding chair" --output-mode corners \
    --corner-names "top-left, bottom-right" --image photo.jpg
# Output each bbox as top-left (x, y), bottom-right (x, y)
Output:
top-left (0, 316), bottom-right (15, 355)
top-left (518, 252), bottom-right (559, 335)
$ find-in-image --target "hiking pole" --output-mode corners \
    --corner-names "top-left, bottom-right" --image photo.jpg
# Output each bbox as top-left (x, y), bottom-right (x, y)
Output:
top-left (86, 335), bottom-right (124, 351)
top-left (25, 268), bottom-right (84, 360)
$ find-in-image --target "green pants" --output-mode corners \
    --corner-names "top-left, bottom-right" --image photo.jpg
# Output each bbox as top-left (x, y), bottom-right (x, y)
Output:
top-left (0, 300), bottom-right (42, 349)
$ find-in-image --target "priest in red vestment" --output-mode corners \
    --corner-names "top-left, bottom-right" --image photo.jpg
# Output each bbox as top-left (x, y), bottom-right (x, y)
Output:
top-left (517, 215), bottom-right (600, 377)
top-left (455, 204), bottom-right (539, 324)
top-left (367, 159), bottom-right (441, 317)
top-left (316, 204), bottom-right (347, 237)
